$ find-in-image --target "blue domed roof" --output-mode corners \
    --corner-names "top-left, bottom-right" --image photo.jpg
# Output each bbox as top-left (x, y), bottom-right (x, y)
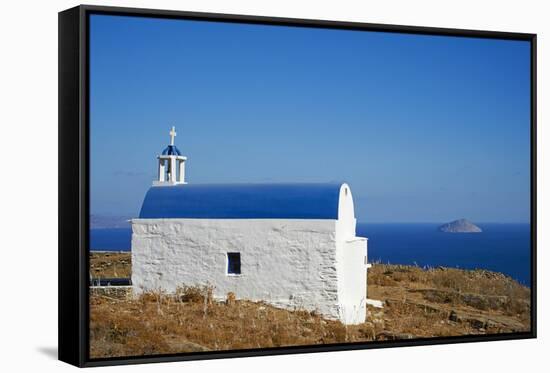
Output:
top-left (162, 145), bottom-right (182, 156)
top-left (139, 183), bottom-right (343, 219)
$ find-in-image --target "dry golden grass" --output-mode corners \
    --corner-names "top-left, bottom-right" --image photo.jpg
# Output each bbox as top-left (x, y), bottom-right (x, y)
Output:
top-left (90, 286), bottom-right (376, 358)
top-left (89, 254), bottom-right (531, 358)
top-left (369, 264), bottom-right (531, 319)
top-left (90, 252), bottom-right (131, 278)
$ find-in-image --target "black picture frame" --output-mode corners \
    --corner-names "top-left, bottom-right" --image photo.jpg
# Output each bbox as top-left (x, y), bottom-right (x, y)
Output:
top-left (58, 4), bottom-right (537, 368)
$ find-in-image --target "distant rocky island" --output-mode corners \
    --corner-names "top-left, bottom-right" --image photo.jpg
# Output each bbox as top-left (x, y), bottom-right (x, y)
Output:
top-left (439, 219), bottom-right (482, 233)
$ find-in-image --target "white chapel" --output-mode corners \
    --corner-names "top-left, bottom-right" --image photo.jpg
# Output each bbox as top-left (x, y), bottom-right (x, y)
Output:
top-left (131, 127), bottom-right (370, 324)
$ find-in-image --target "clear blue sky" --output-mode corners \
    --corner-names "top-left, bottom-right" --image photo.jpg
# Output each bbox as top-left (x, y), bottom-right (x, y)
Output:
top-left (89, 14), bottom-right (531, 223)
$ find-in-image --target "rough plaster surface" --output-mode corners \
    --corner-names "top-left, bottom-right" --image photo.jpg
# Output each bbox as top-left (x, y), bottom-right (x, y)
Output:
top-left (337, 237), bottom-right (368, 324)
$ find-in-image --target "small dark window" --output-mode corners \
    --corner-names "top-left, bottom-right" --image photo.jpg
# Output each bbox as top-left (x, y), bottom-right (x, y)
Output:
top-left (227, 252), bottom-right (241, 275)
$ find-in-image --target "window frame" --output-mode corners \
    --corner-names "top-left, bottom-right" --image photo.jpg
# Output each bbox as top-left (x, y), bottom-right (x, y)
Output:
top-left (226, 252), bottom-right (242, 276)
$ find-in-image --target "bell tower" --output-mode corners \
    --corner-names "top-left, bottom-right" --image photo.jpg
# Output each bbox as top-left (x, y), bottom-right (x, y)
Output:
top-left (153, 126), bottom-right (187, 186)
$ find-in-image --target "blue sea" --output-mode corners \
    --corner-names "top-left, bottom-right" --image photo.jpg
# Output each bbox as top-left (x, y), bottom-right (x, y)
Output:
top-left (90, 223), bottom-right (531, 286)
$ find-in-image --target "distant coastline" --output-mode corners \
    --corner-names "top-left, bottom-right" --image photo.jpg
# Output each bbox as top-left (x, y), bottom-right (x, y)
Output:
top-left (90, 214), bottom-right (133, 229)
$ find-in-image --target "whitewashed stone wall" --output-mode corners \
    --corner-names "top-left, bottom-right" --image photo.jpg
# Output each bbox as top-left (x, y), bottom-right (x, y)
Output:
top-left (336, 237), bottom-right (368, 324)
top-left (334, 183), bottom-right (368, 324)
top-left (132, 219), bottom-right (342, 320)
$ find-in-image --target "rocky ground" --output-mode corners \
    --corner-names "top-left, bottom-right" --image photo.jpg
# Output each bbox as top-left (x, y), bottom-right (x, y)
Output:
top-left (367, 264), bottom-right (530, 338)
top-left (89, 253), bottom-right (531, 358)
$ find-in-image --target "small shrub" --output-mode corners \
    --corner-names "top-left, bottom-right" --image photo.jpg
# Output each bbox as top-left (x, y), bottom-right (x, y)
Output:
top-left (176, 285), bottom-right (212, 303)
